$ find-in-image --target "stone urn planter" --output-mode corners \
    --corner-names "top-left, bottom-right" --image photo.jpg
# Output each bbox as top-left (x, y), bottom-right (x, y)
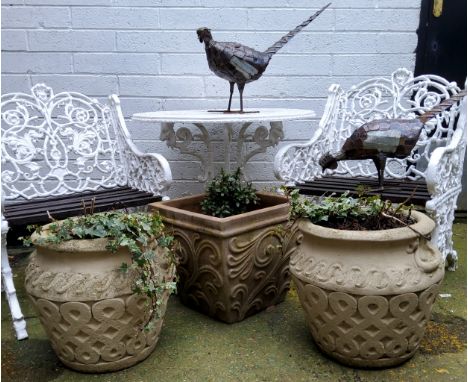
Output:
top-left (150, 191), bottom-right (299, 323)
top-left (25, 222), bottom-right (175, 373)
top-left (290, 210), bottom-right (444, 368)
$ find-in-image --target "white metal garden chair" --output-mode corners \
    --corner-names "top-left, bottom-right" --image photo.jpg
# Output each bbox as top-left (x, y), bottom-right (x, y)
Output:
top-left (1, 84), bottom-right (172, 339)
top-left (274, 68), bottom-right (466, 271)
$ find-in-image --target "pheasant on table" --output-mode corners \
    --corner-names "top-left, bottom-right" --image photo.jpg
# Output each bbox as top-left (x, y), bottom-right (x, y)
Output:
top-left (196, 3), bottom-right (331, 113)
top-left (319, 89), bottom-right (467, 190)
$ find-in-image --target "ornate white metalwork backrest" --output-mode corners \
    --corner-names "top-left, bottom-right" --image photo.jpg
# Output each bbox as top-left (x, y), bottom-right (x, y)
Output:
top-left (1, 84), bottom-right (126, 201)
top-left (324, 68), bottom-right (462, 179)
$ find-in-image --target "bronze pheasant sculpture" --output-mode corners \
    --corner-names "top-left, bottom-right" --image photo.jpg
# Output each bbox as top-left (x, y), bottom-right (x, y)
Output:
top-left (197, 3), bottom-right (331, 113)
top-left (319, 89), bottom-right (467, 190)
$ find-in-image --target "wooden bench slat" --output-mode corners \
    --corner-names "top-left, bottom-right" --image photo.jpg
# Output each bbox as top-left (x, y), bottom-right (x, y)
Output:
top-left (4, 188), bottom-right (142, 212)
top-left (8, 197), bottom-right (157, 221)
top-left (5, 187), bottom-right (135, 209)
top-left (296, 184), bottom-right (430, 198)
top-left (294, 176), bottom-right (430, 205)
top-left (5, 194), bottom-right (156, 218)
top-left (4, 188), bottom-right (161, 226)
top-left (300, 176), bottom-right (427, 187)
top-left (5, 191), bottom-right (157, 217)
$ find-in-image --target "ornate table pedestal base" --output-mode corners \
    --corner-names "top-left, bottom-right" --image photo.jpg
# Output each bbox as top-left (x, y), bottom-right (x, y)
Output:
top-left (160, 120), bottom-right (284, 181)
top-left (133, 108), bottom-right (315, 181)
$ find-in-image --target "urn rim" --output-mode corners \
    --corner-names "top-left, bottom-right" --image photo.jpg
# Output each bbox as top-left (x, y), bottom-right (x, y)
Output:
top-left (297, 210), bottom-right (435, 242)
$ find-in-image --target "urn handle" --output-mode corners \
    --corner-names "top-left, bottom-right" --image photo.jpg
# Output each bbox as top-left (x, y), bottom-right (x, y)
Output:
top-left (410, 238), bottom-right (442, 273)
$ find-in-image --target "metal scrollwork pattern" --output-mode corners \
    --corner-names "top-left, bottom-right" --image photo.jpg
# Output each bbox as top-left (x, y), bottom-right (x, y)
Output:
top-left (274, 68), bottom-right (462, 184)
top-left (1, 84), bottom-right (123, 200)
top-left (159, 122), bottom-right (212, 182)
top-left (425, 96), bottom-right (467, 270)
top-left (109, 95), bottom-right (172, 195)
top-left (1, 86), bottom-right (172, 201)
top-left (237, 121), bottom-right (284, 171)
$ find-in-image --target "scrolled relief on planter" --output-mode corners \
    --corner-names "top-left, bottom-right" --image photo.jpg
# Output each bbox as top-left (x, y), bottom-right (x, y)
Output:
top-left (25, 260), bottom-right (133, 301)
top-left (290, 248), bottom-right (431, 292)
top-left (152, 191), bottom-right (301, 323)
top-left (225, 227), bottom-right (293, 319)
top-left (174, 229), bottom-right (227, 318)
top-left (173, 221), bottom-right (299, 323)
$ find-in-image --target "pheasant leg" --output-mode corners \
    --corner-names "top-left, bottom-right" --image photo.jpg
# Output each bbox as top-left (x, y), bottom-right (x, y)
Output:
top-left (237, 83), bottom-right (245, 112)
top-left (227, 82), bottom-right (235, 112)
top-left (372, 155), bottom-right (387, 192)
top-left (208, 82), bottom-right (258, 113)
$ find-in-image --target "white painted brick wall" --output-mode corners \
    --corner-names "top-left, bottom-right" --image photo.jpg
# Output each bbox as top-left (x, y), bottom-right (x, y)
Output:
top-left (2, 0), bottom-right (422, 198)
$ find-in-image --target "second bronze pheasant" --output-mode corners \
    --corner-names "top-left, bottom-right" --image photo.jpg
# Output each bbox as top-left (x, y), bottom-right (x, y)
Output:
top-left (197, 3), bottom-right (331, 113)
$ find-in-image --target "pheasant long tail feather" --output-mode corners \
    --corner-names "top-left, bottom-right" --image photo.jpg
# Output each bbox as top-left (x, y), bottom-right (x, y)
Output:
top-left (263, 3), bottom-right (331, 58)
top-left (418, 89), bottom-right (467, 124)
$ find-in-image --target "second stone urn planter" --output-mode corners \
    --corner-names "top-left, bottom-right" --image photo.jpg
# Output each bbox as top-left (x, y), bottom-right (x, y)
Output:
top-left (25, 220), bottom-right (175, 373)
top-left (150, 191), bottom-right (299, 323)
top-left (290, 210), bottom-right (444, 368)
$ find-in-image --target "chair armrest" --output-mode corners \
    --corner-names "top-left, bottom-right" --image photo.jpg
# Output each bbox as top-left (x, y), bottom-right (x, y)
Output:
top-left (109, 95), bottom-right (172, 196)
top-left (426, 97), bottom-right (467, 208)
top-left (273, 84), bottom-right (343, 184)
top-left (273, 128), bottom-right (325, 185)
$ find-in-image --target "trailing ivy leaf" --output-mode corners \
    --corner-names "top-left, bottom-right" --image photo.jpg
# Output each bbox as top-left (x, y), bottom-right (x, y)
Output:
top-left (284, 187), bottom-right (412, 230)
top-left (120, 262), bottom-right (129, 273)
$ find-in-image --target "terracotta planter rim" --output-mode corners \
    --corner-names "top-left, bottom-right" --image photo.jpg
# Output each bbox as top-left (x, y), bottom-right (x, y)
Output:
top-left (153, 191), bottom-right (288, 221)
top-left (150, 191), bottom-right (290, 238)
top-left (298, 210), bottom-right (434, 242)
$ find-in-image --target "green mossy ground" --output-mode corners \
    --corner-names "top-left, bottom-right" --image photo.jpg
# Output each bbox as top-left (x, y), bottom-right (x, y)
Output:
top-left (2, 224), bottom-right (466, 382)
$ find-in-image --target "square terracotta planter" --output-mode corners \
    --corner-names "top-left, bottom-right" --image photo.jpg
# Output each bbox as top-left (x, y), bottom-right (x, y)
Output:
top-left (150, 192), bottom-right (299, 323)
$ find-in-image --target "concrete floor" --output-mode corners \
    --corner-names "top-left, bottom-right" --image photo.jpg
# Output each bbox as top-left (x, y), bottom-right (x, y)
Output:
top-left (2, 224), bottom-right (466, 382)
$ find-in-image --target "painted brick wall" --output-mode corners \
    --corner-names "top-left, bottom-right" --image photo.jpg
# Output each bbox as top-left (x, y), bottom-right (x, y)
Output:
top-left (1, 0), bottom-right (421, 198)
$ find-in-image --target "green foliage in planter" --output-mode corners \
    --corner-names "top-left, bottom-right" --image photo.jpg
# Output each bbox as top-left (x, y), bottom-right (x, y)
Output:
top-left (24, 211), bottom-right (177, 329)
top-left (201, 168), bottom-right (259, 218)
top-left (286, 188), bottom-right (413, 231)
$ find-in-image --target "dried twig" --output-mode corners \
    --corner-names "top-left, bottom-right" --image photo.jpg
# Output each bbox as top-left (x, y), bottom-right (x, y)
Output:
top-left (394, 186), bottom-right (418, 214)
top-left (46, 210), bottom-right (57, 222)
top-left (381, 211), bottom-right (431, 241)
top-left (81, 197), bottom-right (96, 216)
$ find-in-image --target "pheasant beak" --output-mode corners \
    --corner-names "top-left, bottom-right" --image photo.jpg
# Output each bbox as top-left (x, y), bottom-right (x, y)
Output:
top-left (196, 28), bottom-right (206, 43)
top-left (197, 28), bottom-right (211, 43)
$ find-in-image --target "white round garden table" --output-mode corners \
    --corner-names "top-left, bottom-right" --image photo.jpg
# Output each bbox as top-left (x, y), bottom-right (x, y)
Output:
top-left (132, 108), bottom-right (315, 181)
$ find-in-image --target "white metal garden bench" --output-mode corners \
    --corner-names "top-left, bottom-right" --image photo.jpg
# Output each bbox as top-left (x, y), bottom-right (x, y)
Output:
top-left (274, 68), bottom-right (466, 271)
top-left (1, 84), bottom-right (172, 339)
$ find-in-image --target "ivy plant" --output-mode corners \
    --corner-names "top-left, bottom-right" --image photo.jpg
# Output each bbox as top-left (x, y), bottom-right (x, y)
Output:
top-left (201, 168), bottom-right (259, 218)
top-left (25, 211), bottom-right (177, 330)
top-left (286, 188), bottom-right (414, 231)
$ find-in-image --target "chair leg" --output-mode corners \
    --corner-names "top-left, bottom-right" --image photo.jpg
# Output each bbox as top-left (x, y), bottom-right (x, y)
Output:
top-left (1, 218), bottom-right (28, 340)
top-left (425, 195), bottom-right (458, 271)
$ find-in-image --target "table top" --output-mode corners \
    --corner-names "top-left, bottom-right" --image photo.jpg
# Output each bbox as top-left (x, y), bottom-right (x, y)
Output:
top-left (132, 108), bottom-right (315, 123)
